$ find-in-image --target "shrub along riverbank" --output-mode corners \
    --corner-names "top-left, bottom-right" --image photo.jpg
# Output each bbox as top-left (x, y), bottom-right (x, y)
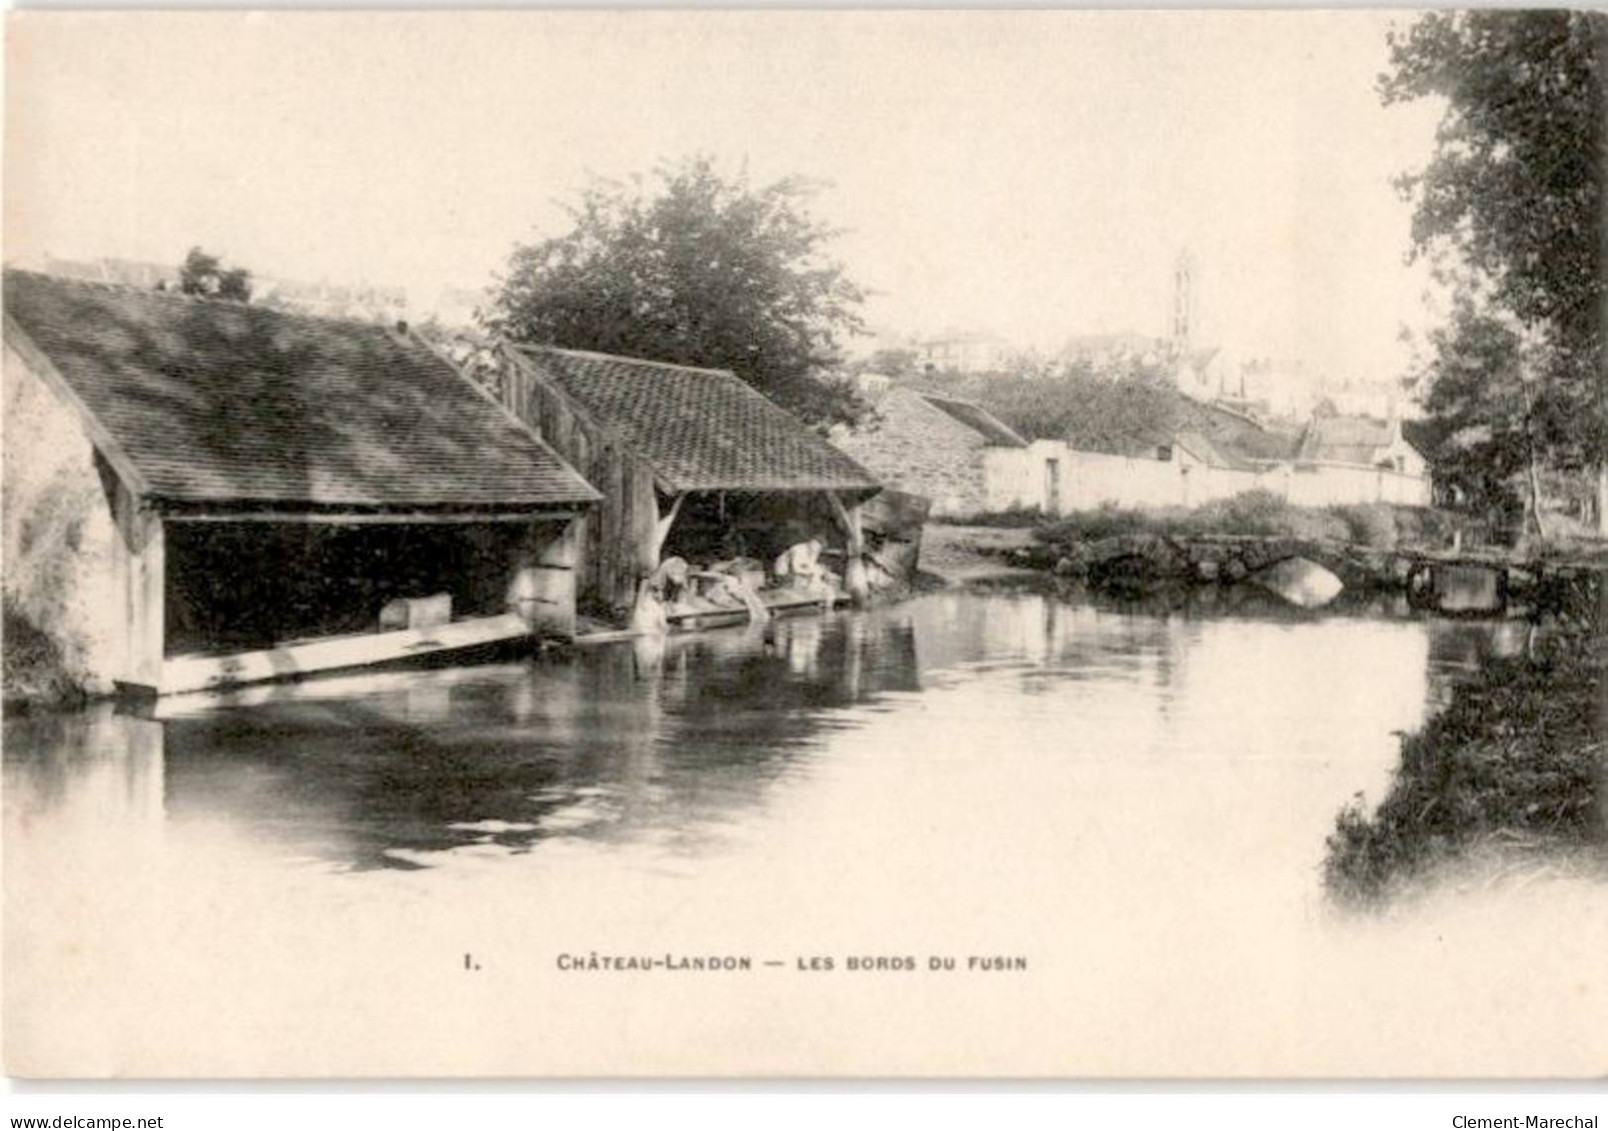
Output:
top-left (1324, 624), bottom-right (1605, 908)
top-left (2, 597), bottom-right (91, 711)
top-left (935, 492), bottom-right (1450, 544)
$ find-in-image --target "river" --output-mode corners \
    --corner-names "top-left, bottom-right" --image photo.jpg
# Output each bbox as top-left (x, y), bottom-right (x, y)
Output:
top-left (4, 590), bottom-right (1603, 1076)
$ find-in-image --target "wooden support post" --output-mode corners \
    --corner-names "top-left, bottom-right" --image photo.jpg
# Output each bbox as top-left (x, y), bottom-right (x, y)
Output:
top-left (509, 518), bottom-right (581, 639)
top-left (650, 491), bottom-right (687, 566)
top-left (826, 491), bottom-right (869, 605)
top-left (133, 516), bottom-right (165, 689)
top-left (111, 483), bottom-right (165, 692)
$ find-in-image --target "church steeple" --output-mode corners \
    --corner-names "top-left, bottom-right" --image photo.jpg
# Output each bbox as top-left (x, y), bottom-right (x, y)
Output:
top-left (1170, 247), bottom-right (1198, 352)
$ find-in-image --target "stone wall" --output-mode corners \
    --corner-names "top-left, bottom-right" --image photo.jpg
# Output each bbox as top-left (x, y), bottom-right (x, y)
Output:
top-left (3, 344), bottom-right (126, 697)
top-left (1012, 529), bottom-right (1600, 618)
top-left (836, 391), bottom-right (1434, 518)
top-left (832, 390), bottom-right (989, 517)
top-left (1279, 462), bottom-right (1434, 508)
top-left (972, 440), bottom-right (1435, 516)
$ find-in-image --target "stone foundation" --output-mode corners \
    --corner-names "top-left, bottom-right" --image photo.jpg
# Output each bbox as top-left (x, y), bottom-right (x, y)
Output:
top-left (1008, 531), bottom-right (1602, 619)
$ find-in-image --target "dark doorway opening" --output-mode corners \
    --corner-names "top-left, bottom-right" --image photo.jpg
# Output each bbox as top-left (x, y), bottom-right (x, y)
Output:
top-left (163, 521), bottom-right (530, 657)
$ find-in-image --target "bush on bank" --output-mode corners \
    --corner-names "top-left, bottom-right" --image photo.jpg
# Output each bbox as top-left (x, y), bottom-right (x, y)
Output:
top-left (2, 596), bottom-right (91, 711)
top-left (1324, 628), bottom-right (1605, 908)
top-left (929, 505), bottom-right (1044, 529)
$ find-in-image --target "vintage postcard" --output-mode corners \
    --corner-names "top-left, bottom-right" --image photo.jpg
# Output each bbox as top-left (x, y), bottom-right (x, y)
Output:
top-left (2, 9), bottom-right (1604, 1079)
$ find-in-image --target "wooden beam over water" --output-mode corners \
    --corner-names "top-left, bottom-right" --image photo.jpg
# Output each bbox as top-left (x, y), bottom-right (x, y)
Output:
top-left (162, 510), bottom-right (582, 525)
top-left (158, 613), bottom-right (535, 696)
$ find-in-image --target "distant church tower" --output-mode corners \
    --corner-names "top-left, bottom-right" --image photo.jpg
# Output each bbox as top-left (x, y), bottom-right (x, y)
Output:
top-left (1169, 248), bottom-right (1215, 399)
top-left (1169, 248), bottom-right (1198, 353)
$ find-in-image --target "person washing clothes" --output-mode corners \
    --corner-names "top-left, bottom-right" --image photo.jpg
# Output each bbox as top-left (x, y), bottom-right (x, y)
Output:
top-left (630, 555), bottom-right (690, 635)
top-left (773, 536), bottom-right (838, 601)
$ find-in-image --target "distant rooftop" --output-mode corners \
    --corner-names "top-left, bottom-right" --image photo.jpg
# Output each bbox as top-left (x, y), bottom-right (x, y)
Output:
top-left (918, 329), bottom-right (1010, 346)
top-left (1060, 332), bottom-right (1165, 357)
top-left (914, 392), bottom-right (1027, 448)
top-left (1294, 414), bottom-right (1403, 466)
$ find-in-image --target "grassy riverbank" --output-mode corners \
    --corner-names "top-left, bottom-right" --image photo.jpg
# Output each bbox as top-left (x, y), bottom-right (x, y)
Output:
top-left (1324, 626), bottom-right (1605, 907)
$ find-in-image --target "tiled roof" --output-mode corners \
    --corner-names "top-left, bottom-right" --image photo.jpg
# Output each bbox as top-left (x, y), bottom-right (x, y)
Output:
top-left (1172, 429), bottom-right (1259, 472)
top-left (1180, 398), bottom-right (1300, 462)
top-left (915, 392), bottom-right (1028, 448)
top-left (1295, 415), bottom-right (1397, 466)
top-left (510, 345), bottom-right (880, 494)
top-left (3, 270), bottom-right (599, 511)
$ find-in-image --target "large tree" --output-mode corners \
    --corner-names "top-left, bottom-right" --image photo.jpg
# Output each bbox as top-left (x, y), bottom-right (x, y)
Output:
top-left (485, 157), bottom-right (869, 426)
top-left (1411, 298), bottom-right (1562, 531)
top-left (1382, 11), bottom-right (1607, 533)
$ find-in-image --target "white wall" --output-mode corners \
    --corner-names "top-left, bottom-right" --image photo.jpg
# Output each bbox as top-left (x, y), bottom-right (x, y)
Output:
top-left (3, 343), bottom-right (126, 693)
top-left (1280, 462), bottom-right (1432, 508)
top-left (983, 440), bottom-right (1432, 515)
top-left (983, 441), bottom-right (1075, 512)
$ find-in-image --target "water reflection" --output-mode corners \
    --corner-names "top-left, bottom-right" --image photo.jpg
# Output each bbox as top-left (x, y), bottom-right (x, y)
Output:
top-left (3, 707), bottom-right (166, 844)
top-left (5, 610), bottom-right (923, 872)
top-left (5, 591), bottom-right (1600, 1077)
top-left (4, 592), bottom-right (1518, 877)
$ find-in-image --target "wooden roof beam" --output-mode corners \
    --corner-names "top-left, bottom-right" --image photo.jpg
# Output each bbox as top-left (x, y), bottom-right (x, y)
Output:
top-left (160, 509), bottom-right (585, 525)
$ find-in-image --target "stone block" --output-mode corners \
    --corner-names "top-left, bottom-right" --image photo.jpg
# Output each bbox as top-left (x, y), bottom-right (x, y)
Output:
top-left (379, 592), bottom-right (452, 631)
top-left (1433, 565), bottom-right (1503, 614)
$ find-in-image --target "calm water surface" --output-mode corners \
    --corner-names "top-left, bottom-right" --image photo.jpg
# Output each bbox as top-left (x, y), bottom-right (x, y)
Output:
top-left (5, 591), bottom-right (1602, 1076)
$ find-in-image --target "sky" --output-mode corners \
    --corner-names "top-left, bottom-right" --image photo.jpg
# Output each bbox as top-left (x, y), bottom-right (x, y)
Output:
top-left (4, 10), bottom-right (1447, 384)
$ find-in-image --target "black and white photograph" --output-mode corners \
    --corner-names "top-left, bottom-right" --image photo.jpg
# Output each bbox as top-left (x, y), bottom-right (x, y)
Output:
top-left (1, 8), bottom-right (1604, 1082)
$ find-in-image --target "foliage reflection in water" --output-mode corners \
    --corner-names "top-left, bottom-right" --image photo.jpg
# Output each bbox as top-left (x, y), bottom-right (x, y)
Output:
top-left (4, 591), bottom-right (1601, 1077)
top-left (2, 592), bottom-right (1543, 875)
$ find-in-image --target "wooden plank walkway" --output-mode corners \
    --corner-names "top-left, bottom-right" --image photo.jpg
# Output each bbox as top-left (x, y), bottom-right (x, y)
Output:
top-left (574, 589), bottom-right (844, 644)
top-left (158, 613), bottom-right (533, 696)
